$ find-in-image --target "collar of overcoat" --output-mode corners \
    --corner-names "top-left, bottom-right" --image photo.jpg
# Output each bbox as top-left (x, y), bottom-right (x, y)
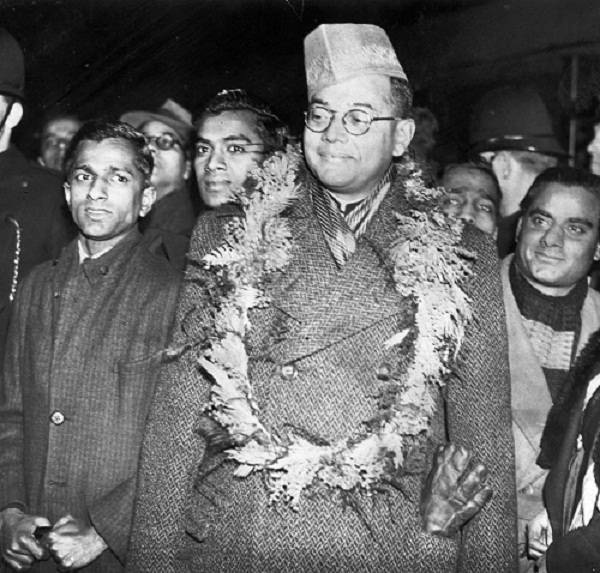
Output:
top-left (265, 168), bottom-right (412, 366)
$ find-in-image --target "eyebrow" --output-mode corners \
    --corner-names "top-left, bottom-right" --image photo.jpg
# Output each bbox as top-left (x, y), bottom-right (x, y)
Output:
top-left (73, 163), bottom-right (135, 177)
top-left (196, 134), bottom-right (254, 144)
top-left (310, 97), bottom-right (376, 111)
top-left (445, 187), bottom-right (497, 202)
top-left (529, 208), bottom-right (595, 228)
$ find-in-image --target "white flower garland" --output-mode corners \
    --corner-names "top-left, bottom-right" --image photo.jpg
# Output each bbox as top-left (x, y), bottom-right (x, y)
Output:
top-left (198, 152), bottom-right (473, 511)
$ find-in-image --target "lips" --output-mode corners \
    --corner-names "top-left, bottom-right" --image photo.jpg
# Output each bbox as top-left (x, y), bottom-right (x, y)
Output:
top-left (534, 251), bottom-right (563, 263)
top-left (84, 207), bottom-right (111, 220)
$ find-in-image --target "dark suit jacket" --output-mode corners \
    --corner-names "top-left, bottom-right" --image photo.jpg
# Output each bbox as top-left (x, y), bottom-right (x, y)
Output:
top-left (128, 168), bottom-right (517, 572)
top-left (0, 230), bottom-right (180, 572)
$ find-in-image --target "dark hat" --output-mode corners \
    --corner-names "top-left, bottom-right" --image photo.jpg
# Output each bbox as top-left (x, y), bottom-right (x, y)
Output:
top-left (120, 99), bottom-right (194, 147)
top-left (0, 29), bottom-right (24, 100)
top-left (468, 85), bottom-right (565, 159)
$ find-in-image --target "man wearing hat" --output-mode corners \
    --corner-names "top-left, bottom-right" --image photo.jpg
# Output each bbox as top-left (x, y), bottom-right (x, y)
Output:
top-left (469, 85), bottom-right (565, 257)
top-left (0, 29), bottom-right (75, 365)
top-left (121, 99), bottom-right (198, 271)
top-left (128, 24), bottom-right (517, 573)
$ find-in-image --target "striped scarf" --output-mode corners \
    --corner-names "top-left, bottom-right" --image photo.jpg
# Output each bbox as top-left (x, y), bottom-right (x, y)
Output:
top-left (509, 258), bottom-right (588, 402)
top-left (310, 165), bottom-right (394, 267)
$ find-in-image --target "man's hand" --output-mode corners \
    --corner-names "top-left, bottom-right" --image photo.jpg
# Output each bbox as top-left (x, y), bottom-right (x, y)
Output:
top-left (527, 509), bottom-right (552, 560)
top-left (0, 507), bottom-right (51, 571)
top-left (45, 515), bottom-right (108, 571)
top-left (420, 443), bottom-right (493, 537)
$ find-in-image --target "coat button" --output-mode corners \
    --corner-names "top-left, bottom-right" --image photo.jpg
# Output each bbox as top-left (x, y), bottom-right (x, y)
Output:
top-left (50, 411), bottom-right (65, 425)
top-left (53, 291), bottom-right (60, 298)
top-left (280, 364), bottom-right (297, 380)
top-left (99, 266), bottom-right (109, 276)
top-left (20, 180), bottom-right (29, 188)
top-left (376, 363), bottom-right (392, 381)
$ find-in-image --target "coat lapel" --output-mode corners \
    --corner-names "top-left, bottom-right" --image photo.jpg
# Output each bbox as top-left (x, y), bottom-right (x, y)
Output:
top-left (268, 175), bottom-right (408, 365)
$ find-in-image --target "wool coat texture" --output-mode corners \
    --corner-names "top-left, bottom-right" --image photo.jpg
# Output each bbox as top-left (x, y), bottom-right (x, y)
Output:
top-left (541, 328), bottom-right (600, 573)
top-left (0, 229), bottom-right (181, 572)
top-left (127, 168), bottom-right (518, 573)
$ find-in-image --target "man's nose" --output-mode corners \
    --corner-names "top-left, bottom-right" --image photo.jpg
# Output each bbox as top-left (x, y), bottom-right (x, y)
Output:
top-left (87, 178), bottom-right (108, 199)
top-left (206, 148), bottom-right (225, 171)
top-left (322, 115), bottom-right (348, 143)
top-left (541, 224), bottom-right (564, 247)
top-left (459, 204), bottom-right (476, 223)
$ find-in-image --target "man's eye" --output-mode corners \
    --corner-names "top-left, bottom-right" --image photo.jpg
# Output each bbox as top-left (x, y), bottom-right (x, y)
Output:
top-left (111, 174), bottom-right (129, 183)
top-left (530, 216), bottom-right (548, 227)
top-left (477, 202), bottom-right (494, 213)
top-left (74, 173), bottom-right (91, 182)
top-left (226, 144), bottom-right (246, 154)
top-left (442, 196), bottom-right (461, 206)
top-left (568, 225), bottom-right (586, 235)
top-left (195, 146), bottom-right (210, 157)
top-left (346, 111), bottom-right (369, 126)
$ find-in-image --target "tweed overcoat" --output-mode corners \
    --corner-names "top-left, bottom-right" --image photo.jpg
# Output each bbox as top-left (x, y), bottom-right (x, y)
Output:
top-left (128, 169), bottom-right (518, 573)
top-left (0, 230), bottom-right (181, 572)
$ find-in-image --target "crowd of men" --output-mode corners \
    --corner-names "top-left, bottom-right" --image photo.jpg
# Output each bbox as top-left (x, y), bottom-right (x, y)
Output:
top-left (0, 19), bottom-right (600, 573)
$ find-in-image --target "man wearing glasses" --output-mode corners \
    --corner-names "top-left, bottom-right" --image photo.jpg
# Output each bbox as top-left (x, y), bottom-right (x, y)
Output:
top-left (121, 99), bottom-right (197, 271)
top-left (128, 25), bottom-right (517, 573)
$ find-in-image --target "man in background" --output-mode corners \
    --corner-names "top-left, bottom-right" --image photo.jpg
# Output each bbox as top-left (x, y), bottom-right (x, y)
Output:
top-left (121, 99), bottom-right (197, 271)
top-left (469, 85), bottom-right (565, 257)
top-left (37, 112), bottom-right (82, 173)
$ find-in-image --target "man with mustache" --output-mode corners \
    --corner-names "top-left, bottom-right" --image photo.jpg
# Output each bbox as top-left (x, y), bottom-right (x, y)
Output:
top-left (500, 167), bottom-right (600, 571)
top-left (0, 119), bottom-right (180, 572)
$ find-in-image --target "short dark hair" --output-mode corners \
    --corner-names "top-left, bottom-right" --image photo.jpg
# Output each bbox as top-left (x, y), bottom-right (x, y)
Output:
top-left (520, 166), bottom-right (600, 214)
top-left (194, 89), bottom-right (289, 153)
top-left (64, 119), bottom-right (154, 185)
top-left (387, 77), bottom-right (413, 119)
top-left (443, 161), bottom-right (502, 207)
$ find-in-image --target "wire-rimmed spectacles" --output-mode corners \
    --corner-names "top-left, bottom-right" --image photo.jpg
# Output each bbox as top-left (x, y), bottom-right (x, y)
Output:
top-left (304, 105), bottom-right (401, 136)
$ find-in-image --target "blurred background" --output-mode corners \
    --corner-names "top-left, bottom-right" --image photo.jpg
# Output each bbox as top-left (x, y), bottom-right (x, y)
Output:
top-left (3, 0), bottom-right (600, 167)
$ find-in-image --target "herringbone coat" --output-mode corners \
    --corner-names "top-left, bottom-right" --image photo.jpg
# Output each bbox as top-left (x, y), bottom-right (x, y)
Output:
top-left (0, 230), bottom-right (181, 572)
top-left (128, 169), bottom-right (518, 572)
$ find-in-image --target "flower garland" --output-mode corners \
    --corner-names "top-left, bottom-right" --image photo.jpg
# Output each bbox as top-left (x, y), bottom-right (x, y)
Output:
top-left (198, 152), bottom-right (474, 511)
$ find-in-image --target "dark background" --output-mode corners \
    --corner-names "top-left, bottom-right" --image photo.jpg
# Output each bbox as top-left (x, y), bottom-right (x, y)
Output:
top-left (2, 0), bottom-right (600, 166)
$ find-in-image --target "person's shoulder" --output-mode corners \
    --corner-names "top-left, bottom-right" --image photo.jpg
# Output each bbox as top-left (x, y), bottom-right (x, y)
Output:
top-left (134, 243), bottom-right (182, 286)
top-left (587, 285), bottom-right (600, 311)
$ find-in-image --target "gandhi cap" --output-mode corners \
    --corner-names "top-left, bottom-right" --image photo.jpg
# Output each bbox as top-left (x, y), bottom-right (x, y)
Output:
top-left (469, 85), bottom-right (565, 158)
top-left (0, 29), bottom-right (24, 100)
top-left (304, 24), bottom-right (407, 98)
top-left (121, 99), bottom-right (194, 147)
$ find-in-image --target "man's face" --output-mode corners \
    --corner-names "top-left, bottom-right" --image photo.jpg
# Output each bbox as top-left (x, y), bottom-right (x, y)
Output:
top-left (516, 182), bottom-right (600, 296)
top-left (588, 123), bottom-right (600, 176)
top-left (440, 167), bottom-right (499, 235)
top-left (194, 110), bottom-right (265, 208)
top-left (64, 138), bottom-right (155, 254)
top-left (303, 74), bottom-right (414, 201)
top-left (140, 120), bottom-right (189, 198)
top-left (41, 117), bottom-right (82, 172)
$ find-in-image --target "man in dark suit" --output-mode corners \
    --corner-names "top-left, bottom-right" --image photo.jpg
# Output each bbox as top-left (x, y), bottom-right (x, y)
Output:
top-left (0, 120), bottom-right (180, 572)
top-left (0, 28), bottom-right (76, 367)
top-left (128, 24), bottom-right (517, 573)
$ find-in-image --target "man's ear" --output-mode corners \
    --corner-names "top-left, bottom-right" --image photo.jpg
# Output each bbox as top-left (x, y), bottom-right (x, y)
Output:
top-left (516, 216), bottom-right (523, 239)
top-left (594, 241), bottom-right (600, 262)
top-left (492, 151), bottom-right (512, 182)
top-left (64, 182), bottom-right (71, 207)
top-left (6, 101), bottom-right (23, 130)
top-left (392, 118), bottom-right (415, 158)
top-left (139, 186), bottom-right (156, 218)
top-left (183, 159), bottom-right (192, 181)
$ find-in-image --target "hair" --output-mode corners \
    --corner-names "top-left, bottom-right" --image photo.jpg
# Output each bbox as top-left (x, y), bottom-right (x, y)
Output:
top-left (41, 111), bottom-right (81, 134)
top-left (194, 89), bottom-right (289, 153)
top-left (386, 77), bottom-right (413, 119)
top-left (520, 166), bottom-right (600, 214)
top-left (443, 161), bottom-right (502, 207)
top-left (64, 119), bottom-right (154, 185)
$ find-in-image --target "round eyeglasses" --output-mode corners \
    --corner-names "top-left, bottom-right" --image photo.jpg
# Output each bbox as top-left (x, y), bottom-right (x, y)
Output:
top-left (304, 105), bottom-right (401, 136)
top-left (145, 133), bottom-right (183, 151)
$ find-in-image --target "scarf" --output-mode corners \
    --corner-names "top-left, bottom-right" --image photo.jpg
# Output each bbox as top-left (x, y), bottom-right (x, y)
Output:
top-left (310, 165), bottom-right (394, 268)
top-left (509, 257), bottom-right (588, 402)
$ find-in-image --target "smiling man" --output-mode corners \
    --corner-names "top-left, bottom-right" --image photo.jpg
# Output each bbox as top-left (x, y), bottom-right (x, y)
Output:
top-left (128, 25), bottom-right (516, 573)
top-left (0, 119), bottom-right (180, 572)
top-left (500, 167), bottom-right (600, 570)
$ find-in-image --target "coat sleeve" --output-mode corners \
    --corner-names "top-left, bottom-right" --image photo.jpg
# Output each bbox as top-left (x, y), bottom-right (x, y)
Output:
top-left (0, 279), bottom-right (30, 513)
top-left (445, 226), bottom-right (519, 572)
